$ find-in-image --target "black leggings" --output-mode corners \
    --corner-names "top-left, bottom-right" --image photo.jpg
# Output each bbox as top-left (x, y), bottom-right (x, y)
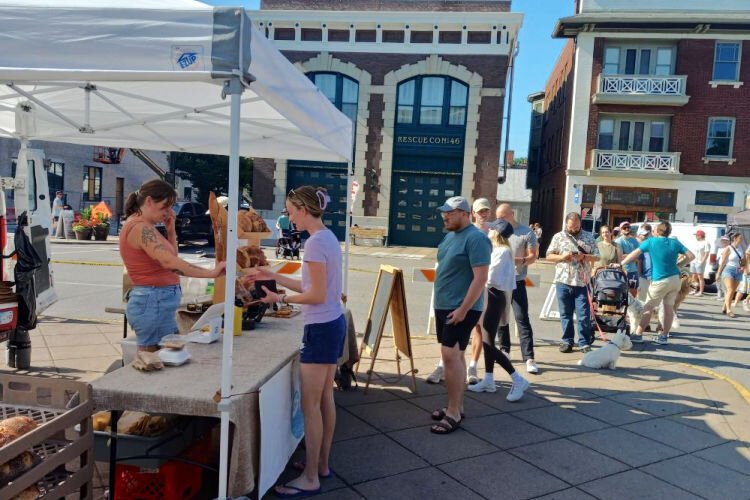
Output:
top-left (482, 287), bottom-right (516, 376)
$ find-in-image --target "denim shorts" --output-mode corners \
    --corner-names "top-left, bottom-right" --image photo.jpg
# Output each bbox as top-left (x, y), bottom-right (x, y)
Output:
top-left (126, 285), bottom-right (181, 347)
top-left (721, 266), bottom-right (742, 282)
top-left (300, 314), bottom-right (346, 364)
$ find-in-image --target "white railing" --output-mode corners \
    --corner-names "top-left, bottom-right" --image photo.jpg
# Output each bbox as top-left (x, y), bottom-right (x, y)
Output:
top-left (593, 150), bottom-right (681, 173)
top-left (598, 74), bottom-right (687, 96)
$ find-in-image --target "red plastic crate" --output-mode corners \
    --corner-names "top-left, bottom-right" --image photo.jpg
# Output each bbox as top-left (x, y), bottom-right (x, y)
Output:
top-left (113, 428), bottom-right (214, 500)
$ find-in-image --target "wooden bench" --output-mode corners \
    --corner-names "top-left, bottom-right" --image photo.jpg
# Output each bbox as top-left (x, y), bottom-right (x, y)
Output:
top-left (351, 227), bottom-right (388, 247)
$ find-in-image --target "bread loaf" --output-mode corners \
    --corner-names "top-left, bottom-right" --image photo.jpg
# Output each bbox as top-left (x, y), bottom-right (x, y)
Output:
top-left (0, 416), bottom-right (37, 448)
top-left (11, 484), bottom-right (41, 500)
top-left (0, 451), bottom-right (39, 484)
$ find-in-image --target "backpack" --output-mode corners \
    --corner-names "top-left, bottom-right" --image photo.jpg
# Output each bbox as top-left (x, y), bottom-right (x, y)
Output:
top-left (334, 362), bottom-right (357, 391)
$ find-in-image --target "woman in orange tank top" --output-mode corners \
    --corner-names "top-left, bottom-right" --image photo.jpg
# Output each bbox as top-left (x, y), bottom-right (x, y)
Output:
top-left (121, 180), bottom-right (225, 351)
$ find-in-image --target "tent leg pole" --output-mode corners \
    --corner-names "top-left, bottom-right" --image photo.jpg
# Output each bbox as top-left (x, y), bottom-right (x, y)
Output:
top-left (343, 163), bottom-right (353, 299)
top-left (218, 79), bottom-right (244, 500)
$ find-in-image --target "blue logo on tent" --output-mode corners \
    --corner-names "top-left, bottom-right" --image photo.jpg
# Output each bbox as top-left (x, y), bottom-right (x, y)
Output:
top-left (177, 52), bottom-right (198, 69)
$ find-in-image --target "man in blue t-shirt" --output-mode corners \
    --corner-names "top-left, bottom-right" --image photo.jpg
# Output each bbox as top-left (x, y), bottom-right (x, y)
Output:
top-left (431, 196), bottom-right (490, 435)
top-left (616, 221), bottom-right (641, 297)
top-left (621, 221), bottom-right (694, 345)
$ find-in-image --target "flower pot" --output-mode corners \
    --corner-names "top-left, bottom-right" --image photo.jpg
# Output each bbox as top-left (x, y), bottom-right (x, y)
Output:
top-left (93, 225), bottom-right (110, 241)
top-left (74, 228), bottom-right (93, 240)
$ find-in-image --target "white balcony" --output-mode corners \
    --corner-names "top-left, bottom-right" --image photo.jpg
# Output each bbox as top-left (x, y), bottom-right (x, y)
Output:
top-left (592, 150), bottom-right (681, 173)
top-left (593, 75), bottom-right (690, 106)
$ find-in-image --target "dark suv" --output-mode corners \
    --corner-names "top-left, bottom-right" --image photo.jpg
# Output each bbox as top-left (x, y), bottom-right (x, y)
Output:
top-left (156, 201), bottom-right (213, 245)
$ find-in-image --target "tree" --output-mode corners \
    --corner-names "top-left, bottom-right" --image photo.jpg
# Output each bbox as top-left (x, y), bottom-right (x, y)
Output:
top-left (170, 152), bottom-right (253, 206)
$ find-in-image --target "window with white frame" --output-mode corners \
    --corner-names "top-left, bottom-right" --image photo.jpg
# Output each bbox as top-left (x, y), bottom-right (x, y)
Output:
top-left (602, 45), bottom-right (675, 76)
top-left (597, 117), bottom-right (670, 152)
top-left (705, 118), bottom-right (735, 159)
top-left (712, 42), bottom-right (741, 81)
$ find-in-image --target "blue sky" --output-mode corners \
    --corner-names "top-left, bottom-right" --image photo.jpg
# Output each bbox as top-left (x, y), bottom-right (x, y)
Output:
top-left (203, 0), bottom-right (574, 157)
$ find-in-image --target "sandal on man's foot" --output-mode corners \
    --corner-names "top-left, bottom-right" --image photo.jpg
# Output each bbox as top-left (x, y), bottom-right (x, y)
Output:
top-left (291, 461), bottom-right (333, 478)
top-left (274, 483), bottom-right (321, 498)
top-left (430, 415), bottom-right (461, 434)
top-left (431, 408), bottom-right (465, 421)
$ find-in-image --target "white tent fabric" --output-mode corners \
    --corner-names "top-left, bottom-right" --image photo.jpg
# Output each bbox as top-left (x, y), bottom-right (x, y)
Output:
top-left (0, 0), bottom-right (352, 161)
top-left (0, 1), bottom-right (353, 498)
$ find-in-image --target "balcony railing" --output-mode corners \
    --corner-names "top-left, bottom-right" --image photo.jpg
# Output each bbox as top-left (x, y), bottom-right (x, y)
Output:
top-left (592, 150), bottom-right (681, 173)
top-left (594, 75), bottom-right (689, 105)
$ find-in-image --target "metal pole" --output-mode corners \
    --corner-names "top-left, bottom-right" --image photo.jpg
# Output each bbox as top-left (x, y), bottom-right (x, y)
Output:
top-left (343, 162), bottom-right (353, 298)
top-left (217, 78), bottom-right (243, 500)
top-left (500, 41), bottom-right (519, 184)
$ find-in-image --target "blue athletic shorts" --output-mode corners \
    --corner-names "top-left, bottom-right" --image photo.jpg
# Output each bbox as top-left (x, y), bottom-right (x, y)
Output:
top-left (300, 314), bottom-right (346, 364)
top-left (126, 285), bottom-right (181, 347)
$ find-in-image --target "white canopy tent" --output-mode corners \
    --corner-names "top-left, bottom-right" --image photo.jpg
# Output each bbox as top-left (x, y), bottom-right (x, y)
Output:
top-left (0, 1), bottom-right (353, 498)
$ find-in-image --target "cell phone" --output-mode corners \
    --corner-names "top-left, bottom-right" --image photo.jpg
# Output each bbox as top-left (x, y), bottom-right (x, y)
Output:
top-left (254, 280), bottom-right (278, 298)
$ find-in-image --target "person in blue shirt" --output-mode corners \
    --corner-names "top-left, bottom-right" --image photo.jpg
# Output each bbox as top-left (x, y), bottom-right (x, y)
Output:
top-left (615, 221), bottom-right (641, 297)
top-left (621, 221), bottom-right (694, 345)
top-left (431, 196), bottom-right (491, 435)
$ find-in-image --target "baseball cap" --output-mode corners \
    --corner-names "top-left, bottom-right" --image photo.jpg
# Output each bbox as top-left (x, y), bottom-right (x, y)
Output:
top-left (637, 227), bottom-right (650, 236)
top-left (695, 230), bottom-right (705, 238)
top-left (437, 196), bottom-right (470, 213)
top-left (619, 221), bottom-right (631, 229)
top-left (721, 235), bottom-right (730, 241)
top-left (487, 219), bottom-right (514, 238)
top-left (472, 198), bottom-right (491, 212)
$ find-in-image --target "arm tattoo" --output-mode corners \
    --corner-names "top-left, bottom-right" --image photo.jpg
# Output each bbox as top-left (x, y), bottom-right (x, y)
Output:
top-left (141, 226), bottom-right (158, 246)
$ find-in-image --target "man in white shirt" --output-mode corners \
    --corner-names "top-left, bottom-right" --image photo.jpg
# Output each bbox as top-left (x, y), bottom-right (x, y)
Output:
top-left (689, 230), bottom-right (711, 297)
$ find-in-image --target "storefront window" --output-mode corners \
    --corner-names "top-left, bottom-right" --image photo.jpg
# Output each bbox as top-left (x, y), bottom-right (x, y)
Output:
top-left (82, 166), bottom-right (102, 202)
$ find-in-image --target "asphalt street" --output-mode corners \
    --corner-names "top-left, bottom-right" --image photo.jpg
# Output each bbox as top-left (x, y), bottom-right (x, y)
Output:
top-left (45, 242), bottom-right (750, 394)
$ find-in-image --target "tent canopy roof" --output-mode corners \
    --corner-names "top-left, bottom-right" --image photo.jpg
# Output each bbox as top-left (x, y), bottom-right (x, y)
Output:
top-left (0, 0), bottom-right (352, 161)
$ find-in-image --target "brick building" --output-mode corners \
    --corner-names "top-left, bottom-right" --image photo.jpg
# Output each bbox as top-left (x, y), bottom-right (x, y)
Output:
top-left (0, 138), bottom-right (178, 224)
top-left (252, 0), bottom-right (522, 246)
top-left (527, 0), bottom-right (750, 250)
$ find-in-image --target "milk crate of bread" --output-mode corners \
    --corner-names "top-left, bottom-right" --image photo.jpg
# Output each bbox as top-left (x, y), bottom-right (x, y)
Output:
top-left (0, 374), bottom-right (94, 499)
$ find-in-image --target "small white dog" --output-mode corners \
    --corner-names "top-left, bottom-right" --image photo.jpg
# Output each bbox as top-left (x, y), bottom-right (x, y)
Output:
top-left (627, 295), bottom-right (645, 331)
top-left (578, 331), bottom-right (633, 370)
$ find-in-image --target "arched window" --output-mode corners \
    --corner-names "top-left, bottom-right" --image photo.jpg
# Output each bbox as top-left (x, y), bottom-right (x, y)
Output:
top-left (397, 76), bottom-right (468, 127)
top-left (308, 72), bottom-right (358, 125)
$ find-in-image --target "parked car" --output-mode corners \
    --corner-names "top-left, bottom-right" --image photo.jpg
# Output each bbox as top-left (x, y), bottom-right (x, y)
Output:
top-left (156, 201), bottom-right (214, 245)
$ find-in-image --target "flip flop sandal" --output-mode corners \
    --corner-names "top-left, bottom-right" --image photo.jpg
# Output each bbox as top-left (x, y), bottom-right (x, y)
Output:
top-left (431, 408), bottom-right (465, 421)
top-left (430, 415), bottom-right (461, 435)
top-left (291, 460), bottom-right (334, 478)
top-left (274, 483), bottom-right (322, 498)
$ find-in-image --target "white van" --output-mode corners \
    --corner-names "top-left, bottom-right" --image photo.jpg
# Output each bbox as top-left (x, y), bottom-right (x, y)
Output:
top-left (1, 145), bottom-right (57, 311)
top-left (631, 221), bottom-right (726, 286)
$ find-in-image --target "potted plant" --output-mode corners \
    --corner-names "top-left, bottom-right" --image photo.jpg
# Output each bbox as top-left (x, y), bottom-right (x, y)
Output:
top-left (72, 218), bottom-right (93, 240)
top-left (93, 213), bottom-right (110, 241)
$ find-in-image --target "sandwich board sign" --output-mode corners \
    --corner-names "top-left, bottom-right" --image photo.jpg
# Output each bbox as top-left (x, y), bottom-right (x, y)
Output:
top-left (356, 265), bottom-right (417, 393)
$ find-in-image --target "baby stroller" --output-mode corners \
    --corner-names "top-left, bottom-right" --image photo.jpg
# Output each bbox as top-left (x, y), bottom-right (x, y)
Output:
top-left (276, 229), bottom-right (301, 259)
top-left (589, 266), bottom-right (631, 337)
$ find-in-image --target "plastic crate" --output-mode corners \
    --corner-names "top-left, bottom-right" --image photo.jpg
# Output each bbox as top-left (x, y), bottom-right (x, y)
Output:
top-left (0, 374), bottom-right (94, 499)
top-left (113, 430), bottom-right (212, 500)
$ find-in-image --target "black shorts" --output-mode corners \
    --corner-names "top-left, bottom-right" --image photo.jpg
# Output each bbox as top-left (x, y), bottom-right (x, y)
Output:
top-left (435, 309), bottom-right (482, 350)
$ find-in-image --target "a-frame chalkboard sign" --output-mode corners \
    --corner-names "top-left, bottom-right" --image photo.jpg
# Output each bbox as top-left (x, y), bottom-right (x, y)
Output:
top-left (356, 265), bottom-right (417, 393)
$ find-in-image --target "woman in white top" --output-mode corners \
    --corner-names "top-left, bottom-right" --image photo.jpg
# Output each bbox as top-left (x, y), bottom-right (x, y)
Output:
top-left (717, 232), bottom-right (744, 318)
top-left (468, 220), bottom-right (529, 402)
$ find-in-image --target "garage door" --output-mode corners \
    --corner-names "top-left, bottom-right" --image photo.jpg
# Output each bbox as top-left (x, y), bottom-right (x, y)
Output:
top-left (287, 164), bottom-right (347, 241)
top-left (389, 171), bottom-right (460, 247)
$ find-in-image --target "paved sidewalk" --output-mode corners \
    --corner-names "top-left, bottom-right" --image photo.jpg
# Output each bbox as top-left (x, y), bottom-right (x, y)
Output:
top-left (267, 339), bottom-right (750, 500)
top-left (3, 317), bottom-right (750, 499)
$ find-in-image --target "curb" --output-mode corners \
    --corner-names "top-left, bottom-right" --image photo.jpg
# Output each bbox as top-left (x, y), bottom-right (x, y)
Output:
top-left (51, 260), bottom-right (122, 267)
top-left (51, 239), bottom-right (120, 245)
top-left (681, 362), bottom-right (750, 406)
